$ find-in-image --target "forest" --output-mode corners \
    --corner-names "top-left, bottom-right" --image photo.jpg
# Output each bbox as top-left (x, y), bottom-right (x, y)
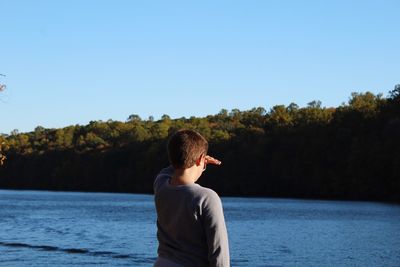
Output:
top-left (1, 85), bottom-right (399, 202)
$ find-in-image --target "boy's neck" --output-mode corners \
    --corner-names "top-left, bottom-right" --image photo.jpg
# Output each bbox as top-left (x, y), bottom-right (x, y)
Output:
top-left (170, 167), bottom-right (199, 186)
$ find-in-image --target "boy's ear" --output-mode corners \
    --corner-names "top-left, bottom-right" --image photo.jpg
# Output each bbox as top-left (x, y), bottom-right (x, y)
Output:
top-left (196, 154), bottom-right (204, 166)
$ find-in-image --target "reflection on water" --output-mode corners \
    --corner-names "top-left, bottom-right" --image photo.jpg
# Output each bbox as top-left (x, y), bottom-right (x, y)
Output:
top-left (0, 190), bottom-right (399, 266)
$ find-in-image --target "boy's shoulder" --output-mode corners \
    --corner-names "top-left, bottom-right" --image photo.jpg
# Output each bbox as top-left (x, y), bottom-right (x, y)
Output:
top-left (196, 185), bottom-right (218, 196)
top-left (194, 185), bottom-right (222, 205)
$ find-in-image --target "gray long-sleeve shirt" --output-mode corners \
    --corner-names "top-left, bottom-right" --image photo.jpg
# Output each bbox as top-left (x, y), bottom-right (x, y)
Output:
top-left (154, 166), bottom-right (230, 267)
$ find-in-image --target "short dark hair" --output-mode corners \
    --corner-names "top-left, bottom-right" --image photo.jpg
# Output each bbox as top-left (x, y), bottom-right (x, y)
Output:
top-left (168, 129), bottom-right (208, 169)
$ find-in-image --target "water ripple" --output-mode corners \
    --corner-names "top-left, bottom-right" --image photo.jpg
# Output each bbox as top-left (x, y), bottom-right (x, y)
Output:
top-left (0, 241), bottom-right (154, 262)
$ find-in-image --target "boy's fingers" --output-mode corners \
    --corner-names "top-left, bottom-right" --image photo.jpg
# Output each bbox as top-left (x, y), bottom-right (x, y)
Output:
top-left (205, 155), bottom-right (222, 165)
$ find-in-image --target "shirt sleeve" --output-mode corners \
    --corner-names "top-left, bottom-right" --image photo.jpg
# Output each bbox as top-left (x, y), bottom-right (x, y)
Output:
top-left (202, 191), bottom-right (230, 267)
top-left (153, 166), bottom-right (174, 193)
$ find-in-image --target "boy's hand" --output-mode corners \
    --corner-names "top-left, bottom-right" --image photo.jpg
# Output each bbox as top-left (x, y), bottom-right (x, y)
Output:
top-left (205, 155), bottom-right (222, 165)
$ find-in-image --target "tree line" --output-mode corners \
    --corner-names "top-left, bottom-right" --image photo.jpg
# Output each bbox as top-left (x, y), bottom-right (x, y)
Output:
top-left (1, 85), bottom-right (399, 202)
top-left (0, 74), bottom-right (6, 166)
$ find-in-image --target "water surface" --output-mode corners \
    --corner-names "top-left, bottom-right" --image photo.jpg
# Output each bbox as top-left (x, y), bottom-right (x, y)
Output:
top-left (0, 190), bottom-right (399, 266)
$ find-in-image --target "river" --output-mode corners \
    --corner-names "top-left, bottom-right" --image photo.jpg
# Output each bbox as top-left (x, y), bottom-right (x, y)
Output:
top-left (0, 190), bottom-right (399, 266)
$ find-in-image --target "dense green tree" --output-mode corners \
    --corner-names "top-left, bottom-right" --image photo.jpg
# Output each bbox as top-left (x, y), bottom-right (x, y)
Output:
top-left (267, 105), bottom-right (294, 127)
top-left (127, 114), bottom-right (142, 122)
top-left (0, 83), bottom-right (5, 165)
top-left (0, 88), bottom-right (399, 202)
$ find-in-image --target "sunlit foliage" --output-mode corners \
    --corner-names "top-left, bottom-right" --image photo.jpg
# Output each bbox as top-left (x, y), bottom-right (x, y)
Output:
top-left (0, 87), bottom-right (399, 201)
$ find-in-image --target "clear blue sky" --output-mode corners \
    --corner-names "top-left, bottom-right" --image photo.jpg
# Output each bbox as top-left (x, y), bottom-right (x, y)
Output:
top-left (1, 0), bottom-right (399, 134)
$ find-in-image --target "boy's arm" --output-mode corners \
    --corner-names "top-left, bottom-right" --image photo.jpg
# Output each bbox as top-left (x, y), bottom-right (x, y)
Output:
top-left (202, 192), bottom-right (230, 267)
top-left (153, 165), bottom-right (174, 193)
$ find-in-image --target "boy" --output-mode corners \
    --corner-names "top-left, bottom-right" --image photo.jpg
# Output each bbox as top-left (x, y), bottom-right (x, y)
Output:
top-left (154, 129), bottom-right (230, 267)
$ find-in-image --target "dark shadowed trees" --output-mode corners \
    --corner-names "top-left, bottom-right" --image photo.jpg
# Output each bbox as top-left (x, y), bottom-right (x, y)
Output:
top-left (0, 88), bottom-right (399, 202)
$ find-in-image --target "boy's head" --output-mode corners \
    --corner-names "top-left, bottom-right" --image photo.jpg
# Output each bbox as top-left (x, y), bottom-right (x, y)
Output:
top-left (168, 129), bottom-right (208, 170)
